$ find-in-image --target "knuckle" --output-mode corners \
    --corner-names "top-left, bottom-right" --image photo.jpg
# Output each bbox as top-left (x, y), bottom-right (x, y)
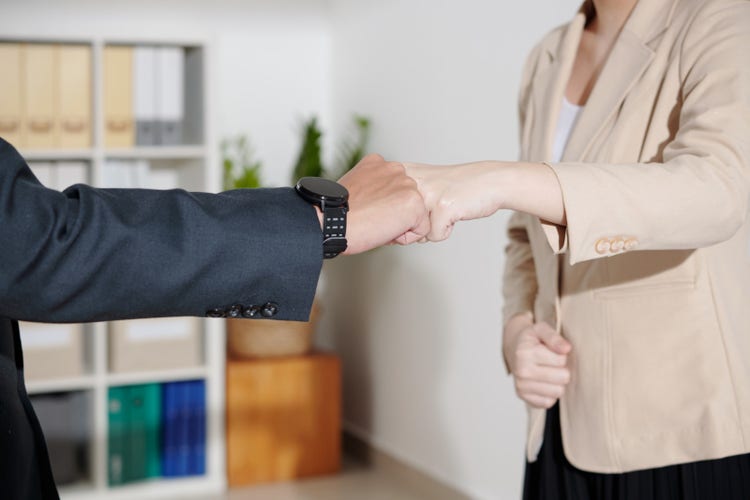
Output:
top-left (406, 189), bottom-right (424, 209)
top-left (387, 161), bottom-right (406, 173)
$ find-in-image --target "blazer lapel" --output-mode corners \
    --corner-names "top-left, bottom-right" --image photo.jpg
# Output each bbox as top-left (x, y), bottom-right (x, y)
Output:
top-left (529, 11), bottom-right (586, 161)
top-left (562, 0), bottom-right (678, 161)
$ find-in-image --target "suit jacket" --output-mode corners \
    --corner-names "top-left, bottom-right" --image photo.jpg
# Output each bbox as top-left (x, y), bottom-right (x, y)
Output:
top-left (0, 139), bottom-right (323, 498)
top-left (503, 0), bottom-right (750, 473)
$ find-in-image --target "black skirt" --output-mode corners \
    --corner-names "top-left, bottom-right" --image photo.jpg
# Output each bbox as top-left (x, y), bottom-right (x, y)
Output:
top-left (523, 403), bottom-right (750, 500)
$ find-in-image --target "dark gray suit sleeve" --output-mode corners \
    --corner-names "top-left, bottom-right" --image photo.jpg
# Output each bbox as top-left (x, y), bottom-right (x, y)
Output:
top-left (0, 139), bottom-right (323, 323)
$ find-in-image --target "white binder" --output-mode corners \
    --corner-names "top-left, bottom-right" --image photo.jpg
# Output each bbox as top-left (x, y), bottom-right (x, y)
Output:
top-left (133, 46), bottom-right (158, 146)
top-left (155, 47), bottom-right (184, 145)
top-left (28, 162), bottom-right (56, 188)
top-left (55, 161), bottom-right (89, 190)
top-left (102, 159), bottom-right (149, 188)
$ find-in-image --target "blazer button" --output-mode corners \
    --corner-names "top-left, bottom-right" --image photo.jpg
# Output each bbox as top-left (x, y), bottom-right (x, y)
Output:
top-left (595, 238), bottom-right (611, 255)
top-left (227, 304), bottom-right (244, 319)
top-left (624, 238), bottom-right (638, 251)
top-left (206, 308), bottom-right (225, 318)
top-left (610, 238), bottom-right (625, 253)
top-left (261, 302), bottom-right (279, 318)
top-left (243, 305), bottom-right (261, 318)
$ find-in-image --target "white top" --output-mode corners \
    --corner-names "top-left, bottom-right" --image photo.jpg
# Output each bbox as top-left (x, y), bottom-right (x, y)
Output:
top-left (551, 97), bottom-right (583, 163)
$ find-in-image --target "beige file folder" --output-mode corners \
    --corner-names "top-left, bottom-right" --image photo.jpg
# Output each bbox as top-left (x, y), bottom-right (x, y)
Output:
top-left (19, 322), bottom-right (86, 381)
top-left (0, 43), bottom-right (24, 147)
top-left (24, 44), bottom-right (59, 149)
top-left (109, 317), bottom-right (202, 373)
top-left (58, 45), bottom-right (92, 149)
top-left (103, 46), bottom-right (134, 148)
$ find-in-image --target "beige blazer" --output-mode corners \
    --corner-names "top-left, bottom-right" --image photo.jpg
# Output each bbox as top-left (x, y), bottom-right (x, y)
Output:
top-left (503, 0), bottom-right (750, 473)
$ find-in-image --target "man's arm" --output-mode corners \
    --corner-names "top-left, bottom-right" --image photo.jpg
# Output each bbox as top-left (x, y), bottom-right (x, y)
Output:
top-left (0, 142), bottom-right (429, 323)
top-left (0, 140), bottom-right (324, 323)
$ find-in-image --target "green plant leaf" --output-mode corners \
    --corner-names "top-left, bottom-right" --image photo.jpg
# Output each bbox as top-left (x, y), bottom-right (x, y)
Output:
top-left (221, 134), bottom-right (264, 190)
top-left (291, 117), bottom-right (325, 183)
top-left (335, 114), bottom-right (371, 177)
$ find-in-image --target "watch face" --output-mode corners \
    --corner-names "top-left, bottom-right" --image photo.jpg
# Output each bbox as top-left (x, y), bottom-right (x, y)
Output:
top-left (296, 177), bottom-right (349, 203)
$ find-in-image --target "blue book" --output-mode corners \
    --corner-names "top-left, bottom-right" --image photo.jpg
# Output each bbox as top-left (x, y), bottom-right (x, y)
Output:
top-left (161, 383), bottom-right (177, 477)
top-left (188, 380), bottom-right (206, 475)
top-left (174, 381), bottom-right (191, 476)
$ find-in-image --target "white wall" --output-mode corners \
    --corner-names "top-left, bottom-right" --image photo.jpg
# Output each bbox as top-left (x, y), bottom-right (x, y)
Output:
top-left (0, 0), bottom-right (333, 187)
top-left (321, 1), bottom-right (580, 499)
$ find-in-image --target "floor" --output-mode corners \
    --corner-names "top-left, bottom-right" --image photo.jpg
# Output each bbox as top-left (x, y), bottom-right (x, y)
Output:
top-left (197, 458), bottom-right (466, 500)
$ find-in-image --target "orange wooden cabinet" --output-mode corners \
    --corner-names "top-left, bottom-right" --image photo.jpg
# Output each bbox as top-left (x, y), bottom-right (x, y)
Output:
top-left (226, 353), bottom-right (342, 486)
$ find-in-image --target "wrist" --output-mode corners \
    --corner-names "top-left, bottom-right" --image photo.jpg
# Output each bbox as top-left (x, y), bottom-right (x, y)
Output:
top-left (488, 161), bottom-right (520, 212)
top-left (296, 177), bottom-right (349, 259)
top-left (314, 206), bottom-right (324, 230)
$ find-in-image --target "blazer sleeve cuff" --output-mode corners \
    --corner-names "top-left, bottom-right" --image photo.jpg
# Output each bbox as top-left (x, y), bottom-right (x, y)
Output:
top-left (540, 162), bottom-right (570, 256)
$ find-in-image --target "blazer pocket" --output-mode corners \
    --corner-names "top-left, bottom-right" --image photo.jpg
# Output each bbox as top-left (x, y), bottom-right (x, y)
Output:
top-left (593, 249), bottom-right (698, 300)
top-left (603, 282), bottom-right (734, 445)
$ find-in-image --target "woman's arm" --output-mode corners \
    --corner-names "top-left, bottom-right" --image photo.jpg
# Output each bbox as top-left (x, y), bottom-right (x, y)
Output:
top-left (404, 160), bottom-right (565, 238)
top-left (406, 1), bottom-right (750, 264)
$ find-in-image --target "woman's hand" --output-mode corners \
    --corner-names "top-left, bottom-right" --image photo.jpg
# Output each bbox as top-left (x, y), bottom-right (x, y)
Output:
top-left (504, 313), bottom-right (572, 409)
top-left (403, 162), bottom-right (505, 241)
top-left (338, 154), bottom-right (431, 253)
top-left (403, 161), bottom-right (566, 242)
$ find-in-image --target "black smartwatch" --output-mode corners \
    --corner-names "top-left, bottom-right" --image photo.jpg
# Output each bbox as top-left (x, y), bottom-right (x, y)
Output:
top-left (295, 177), bottom-right (349, 259)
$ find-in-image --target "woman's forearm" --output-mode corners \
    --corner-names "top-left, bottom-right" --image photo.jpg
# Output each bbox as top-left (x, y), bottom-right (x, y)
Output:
top-left (492, 161), bottom-right (566, 225)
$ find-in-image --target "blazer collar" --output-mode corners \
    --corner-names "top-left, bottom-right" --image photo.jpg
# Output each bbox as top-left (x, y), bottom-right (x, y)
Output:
top-left (534, 0), bottom-right (679, 161)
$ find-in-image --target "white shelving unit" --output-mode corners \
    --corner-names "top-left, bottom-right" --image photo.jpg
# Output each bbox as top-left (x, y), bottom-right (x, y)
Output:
top-left (4, 35), bottom-right (226, 499)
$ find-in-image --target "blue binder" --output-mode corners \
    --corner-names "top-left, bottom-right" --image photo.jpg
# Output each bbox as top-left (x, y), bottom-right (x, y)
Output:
top-left (188, 380), bottom-right (206, 475)
top-left (161, 380), bottom-right (207, 477)
top-left (160, 383), bottom-right (178, 477)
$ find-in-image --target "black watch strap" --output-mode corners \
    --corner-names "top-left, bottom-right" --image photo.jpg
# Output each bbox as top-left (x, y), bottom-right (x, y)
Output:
top-left (323, 206), bottom-right (348, 259)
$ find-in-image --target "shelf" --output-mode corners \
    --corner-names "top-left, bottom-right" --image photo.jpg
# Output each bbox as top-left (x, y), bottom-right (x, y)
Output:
top-left (107, 366), bottom-right (209, 387)
top-left (26, 375), bottom-right (96, 395)
top-left (57, 481), bottom-right (97, 499)
top-left (84, 476), bottom-right (222, 500)
top-left (59, 476), bottom-right (222, 500)
top-left (22, 149), bottom-right (95, 161)
top-left (6, 35), bottom-right (223, 499)
top-left (103, 146), bottom-right (206, 160)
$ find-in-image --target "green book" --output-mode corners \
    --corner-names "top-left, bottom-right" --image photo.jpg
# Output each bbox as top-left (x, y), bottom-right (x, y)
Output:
top-left (143, 383), bottom-right (162, 478)
top-left (125, 385), bottom-right (148, 483)
top-left (108, 387), bottom-right (127, 486)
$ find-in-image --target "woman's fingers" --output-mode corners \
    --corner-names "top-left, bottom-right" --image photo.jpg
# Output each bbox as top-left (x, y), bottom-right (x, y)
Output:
top-left (533, 346), bottom-right (569, 368)
top-left (516, 372), bottom-right (570, 409)
top-left (509, 320), bottom-right (573, 408)
top-left (532, 322), bottom-right (572, 355)
top-left (523, 394), bottom-right (558, 410)
top-left (516, 379), bottom-right (567, 400)
top-left (515, 365), bottom-right (571, 386)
